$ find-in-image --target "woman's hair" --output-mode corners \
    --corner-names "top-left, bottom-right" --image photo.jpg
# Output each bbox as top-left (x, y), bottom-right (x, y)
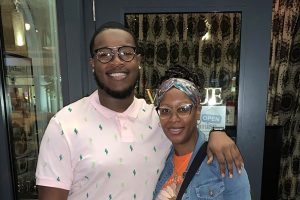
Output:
top-left (160, 64), bottom-right (202, 90)
top-left (89, 21), bottom-right (137, 57)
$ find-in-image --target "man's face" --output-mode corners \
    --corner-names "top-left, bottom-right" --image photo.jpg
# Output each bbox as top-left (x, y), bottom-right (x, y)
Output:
top-left (90, 29), bottom-right (141, 99)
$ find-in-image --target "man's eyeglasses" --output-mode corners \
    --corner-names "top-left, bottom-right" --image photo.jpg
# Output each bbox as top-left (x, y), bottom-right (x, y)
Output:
top-left (93, 46), bottom-right (136, 63)
top-left (156, 104), bottom-right (194, 120)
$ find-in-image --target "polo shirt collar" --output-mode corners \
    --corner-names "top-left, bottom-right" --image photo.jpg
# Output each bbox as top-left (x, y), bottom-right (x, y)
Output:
top-left (89, 90), bottom-right (141, 119)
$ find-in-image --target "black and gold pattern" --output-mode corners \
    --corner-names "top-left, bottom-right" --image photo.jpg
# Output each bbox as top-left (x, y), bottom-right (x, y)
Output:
top-left (125, 13), bottom-right (241, 101)
top-left (266, 0), bottom-right (300, 199)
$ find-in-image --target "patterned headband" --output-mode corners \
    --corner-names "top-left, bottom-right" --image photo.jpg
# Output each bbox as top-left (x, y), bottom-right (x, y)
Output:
top-left (155, 78), bottom-right (201, 106)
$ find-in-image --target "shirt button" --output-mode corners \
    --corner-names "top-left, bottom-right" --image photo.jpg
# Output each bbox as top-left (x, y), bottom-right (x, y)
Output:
top-left (209, 189), bottom-right (214, 197)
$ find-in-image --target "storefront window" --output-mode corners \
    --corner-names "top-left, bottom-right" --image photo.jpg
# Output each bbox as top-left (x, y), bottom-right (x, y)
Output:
top-left (0, 0), bottom-right (62, 199)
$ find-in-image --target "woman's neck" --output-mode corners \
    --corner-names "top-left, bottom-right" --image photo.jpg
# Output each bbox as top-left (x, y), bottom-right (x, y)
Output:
top-left (174, 131), bottom-right (198, 156)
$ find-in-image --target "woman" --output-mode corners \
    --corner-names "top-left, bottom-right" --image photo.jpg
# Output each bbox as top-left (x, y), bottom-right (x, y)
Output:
top-left (153, 78), bottom-right (251, 199)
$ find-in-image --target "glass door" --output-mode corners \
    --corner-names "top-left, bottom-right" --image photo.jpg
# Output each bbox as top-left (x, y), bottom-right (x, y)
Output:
top-left (0, 0), bottom-right (62, 199)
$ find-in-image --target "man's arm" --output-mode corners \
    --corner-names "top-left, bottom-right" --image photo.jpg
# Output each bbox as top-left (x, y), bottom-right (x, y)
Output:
top-left (207, 130), bottom-right (244, 178)
top-left (38, 186), bottom-right (69, 200)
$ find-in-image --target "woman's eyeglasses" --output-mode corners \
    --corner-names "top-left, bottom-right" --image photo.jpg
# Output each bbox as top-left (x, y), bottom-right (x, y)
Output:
top-left (94, 46), bottom-right (136, 63)
top-left (156, 104), bottom-right (194, 119)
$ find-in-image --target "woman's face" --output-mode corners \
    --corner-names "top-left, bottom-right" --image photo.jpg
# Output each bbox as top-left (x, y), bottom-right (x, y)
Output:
top-left (158, 88), bottom-right (201, 152)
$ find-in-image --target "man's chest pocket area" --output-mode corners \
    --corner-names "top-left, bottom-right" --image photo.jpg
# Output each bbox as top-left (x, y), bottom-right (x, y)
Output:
top-left (195, 181), bottom-right (225, 200)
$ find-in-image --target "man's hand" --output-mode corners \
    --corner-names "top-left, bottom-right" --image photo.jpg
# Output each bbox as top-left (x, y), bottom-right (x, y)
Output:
top-left (207, 131), bottom-right (244, 178)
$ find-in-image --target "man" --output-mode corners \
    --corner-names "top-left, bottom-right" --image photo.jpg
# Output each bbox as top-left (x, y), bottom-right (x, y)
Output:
top-left (36, 21), bottom-right (243, 200)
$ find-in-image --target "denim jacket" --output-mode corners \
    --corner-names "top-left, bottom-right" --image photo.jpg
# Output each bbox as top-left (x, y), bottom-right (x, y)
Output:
top-left (153, 131), bottom-right (251, 200)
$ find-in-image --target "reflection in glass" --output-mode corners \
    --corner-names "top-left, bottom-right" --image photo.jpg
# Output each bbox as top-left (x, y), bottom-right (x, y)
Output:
top-left (11, 9), bottom-right (26, 46)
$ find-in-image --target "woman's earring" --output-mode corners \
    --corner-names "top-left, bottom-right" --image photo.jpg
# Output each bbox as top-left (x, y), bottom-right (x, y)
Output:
top-left (92, 68), bottom-right (95, 73)
top-left (138, 65), bottom-right (142, 69)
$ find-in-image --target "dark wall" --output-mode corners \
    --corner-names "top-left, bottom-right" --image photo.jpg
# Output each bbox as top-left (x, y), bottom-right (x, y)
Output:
top-left (56, 0), bottom-right (90, 105)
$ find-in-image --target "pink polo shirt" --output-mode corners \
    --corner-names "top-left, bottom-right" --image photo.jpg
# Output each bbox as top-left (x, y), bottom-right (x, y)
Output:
top-left (35, 90), bottom-right (171, 199)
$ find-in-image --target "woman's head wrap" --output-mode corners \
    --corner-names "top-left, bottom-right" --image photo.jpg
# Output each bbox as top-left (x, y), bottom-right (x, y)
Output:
top-left (155, 78), bottom-right (201, 107)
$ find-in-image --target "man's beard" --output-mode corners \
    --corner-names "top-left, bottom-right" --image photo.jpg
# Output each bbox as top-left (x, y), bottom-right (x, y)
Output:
top-left (93, 72), bottom-right (138, 99)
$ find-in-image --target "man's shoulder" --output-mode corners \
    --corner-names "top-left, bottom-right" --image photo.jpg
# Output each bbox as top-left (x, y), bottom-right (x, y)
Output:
top-left (55, 96), bottom-right (91, 117)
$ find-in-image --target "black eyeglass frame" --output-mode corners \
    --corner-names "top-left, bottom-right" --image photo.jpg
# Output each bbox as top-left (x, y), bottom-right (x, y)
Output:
top-left (93, 46), bottom-right (137, 63)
